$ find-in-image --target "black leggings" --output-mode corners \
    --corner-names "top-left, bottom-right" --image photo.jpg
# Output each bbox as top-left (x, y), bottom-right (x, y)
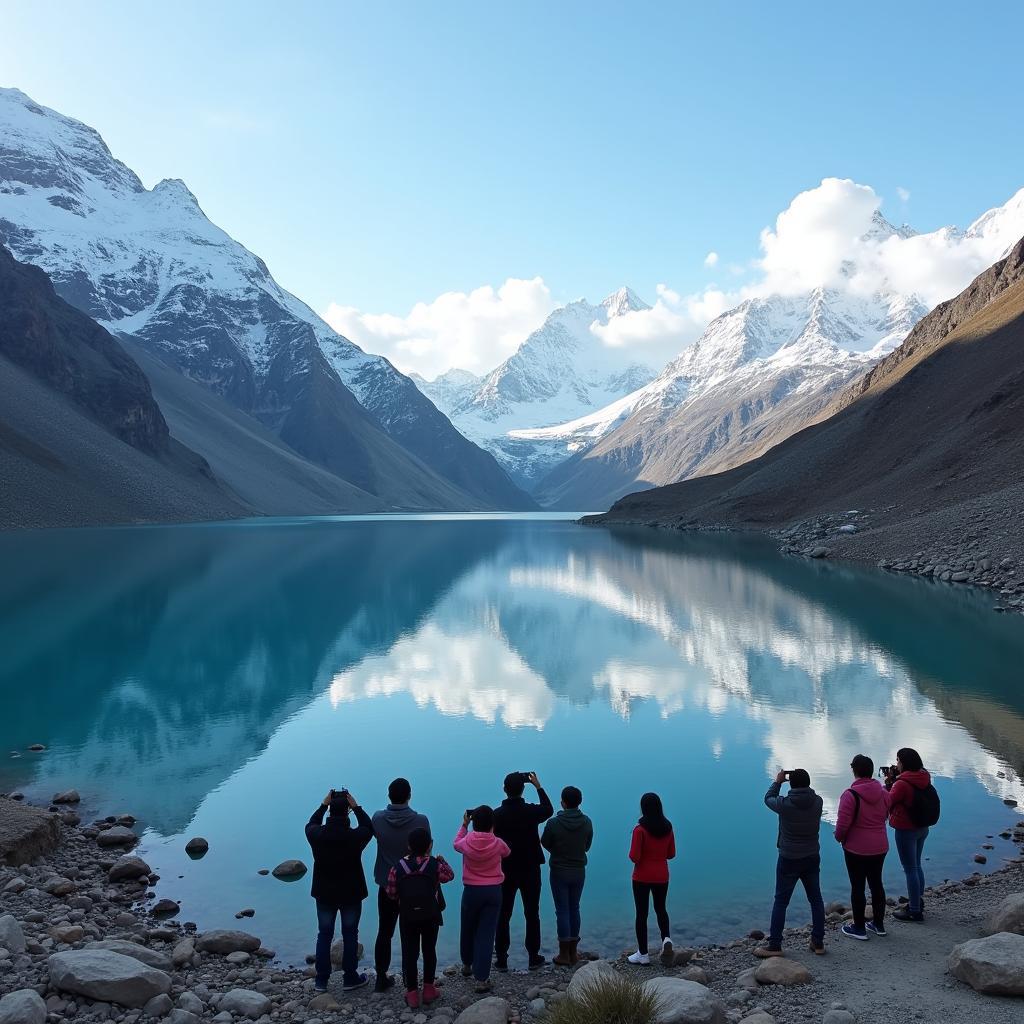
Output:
top-left (843, 850), bottom-right (886, 928)
top-left (632, 880), bottom-right (669, 954)
top-left (399, 917), bottom-right (439, 990)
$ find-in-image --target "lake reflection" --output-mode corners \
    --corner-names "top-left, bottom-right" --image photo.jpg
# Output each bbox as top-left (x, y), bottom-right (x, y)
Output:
top-left (1, 515), bottom-right (1023, 964)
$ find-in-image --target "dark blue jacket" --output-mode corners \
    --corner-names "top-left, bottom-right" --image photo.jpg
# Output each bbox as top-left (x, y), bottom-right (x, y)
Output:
top-left (306, 804), bottom-right (372, 905)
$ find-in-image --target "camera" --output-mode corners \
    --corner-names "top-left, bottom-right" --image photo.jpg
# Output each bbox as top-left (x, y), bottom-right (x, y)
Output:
top-left (519, 771), bottom-right (534, 783)
top-left (879, 766), bottom-right (899, 779)
top-left (331, 788), bottom-right (348, 799)
top-left (465, 808), bottom-right (474, 820)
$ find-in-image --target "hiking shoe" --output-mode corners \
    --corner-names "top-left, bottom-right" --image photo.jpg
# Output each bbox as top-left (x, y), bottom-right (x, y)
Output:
top-left (892, 907), bottom-right (924, 922)
top-left (373, 974), bottom-right (395, 993)
top-left (752, 945), bottom-right (783, 958)
top-left (474, 979), bottom-right (493, 993)
top-left (404, 990), bottom-right (420, 1009)
top-left (841, 923), bottom-right (868, 941)
top-left (461, 963), bottom-right (473, 977)
top-left (809, 940), bottom-right (827, 955)
top-left (626, 950), bottom-right (651, 965)
top-left (493, 957), bottom-right (509, 973)
top-left (528, 955), bottom-right (547, 970)
top-left (313, 985), bottom-right (328, 993)
top-left (660, 938), bottom-right (675, 967)
top-left (343, 973), bottom-right (369, 991)
top-left (422, 983), bottom-right (440, 1005)
top-left (866, 921), bottom-right (887, 937)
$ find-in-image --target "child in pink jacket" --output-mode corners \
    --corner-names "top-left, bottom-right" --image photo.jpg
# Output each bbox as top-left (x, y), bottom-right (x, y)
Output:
top-left (834, 754), bottom-right (891, 940)
top-left (454, 805), bottom-right (510, 991)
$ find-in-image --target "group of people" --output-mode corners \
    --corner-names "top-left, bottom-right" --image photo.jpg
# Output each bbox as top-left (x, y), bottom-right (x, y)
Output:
top-left (303, 748), bottom-right (938, 1007)
top-left (304, 772), bottom-right (678, 1007)
top-left (756, 746), bottom-right (939, 957)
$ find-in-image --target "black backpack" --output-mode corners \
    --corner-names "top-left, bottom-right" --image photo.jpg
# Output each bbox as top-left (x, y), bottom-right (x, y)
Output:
top-left (909, 783), bottom-right (941, 827)
top-left (395, 857), bottom-right (441, 925)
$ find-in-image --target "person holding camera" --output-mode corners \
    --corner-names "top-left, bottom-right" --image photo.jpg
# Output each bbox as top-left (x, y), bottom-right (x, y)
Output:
top-left (627, 792), bottom-right (676, 966)
top-left (883, 747), bottom-right (939, 922)
top-left (385, 826), bottom-right (454, 1009)
top-left (371, 778), bottom-right (431, 992)
top-left (493, 771), bottom-right (554, 971)
top-left (754, 769), bottom-right (826, 958)
top-left (834, 754), bottom-right (891, 941)
top-left (306, 789), bottom-right (373, 993)
top-left (454, 805), bottom-right (510, 992)
top-left (541, 785), bottom-right (593, 966)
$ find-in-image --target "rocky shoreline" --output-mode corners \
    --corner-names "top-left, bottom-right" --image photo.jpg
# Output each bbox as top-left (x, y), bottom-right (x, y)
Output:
top-left (2, 794), bottom-right (1024, 1024)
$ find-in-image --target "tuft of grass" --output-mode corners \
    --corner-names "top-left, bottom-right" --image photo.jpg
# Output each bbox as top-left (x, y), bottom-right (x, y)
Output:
top-left (544, 973), bottom-right (664, 1024)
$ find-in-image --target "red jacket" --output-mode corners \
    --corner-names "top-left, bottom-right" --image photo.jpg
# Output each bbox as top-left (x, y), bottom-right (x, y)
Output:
top-left (629, 825), bottom-right (676, 883)
top-left (886, 769), bottom-right (932, 831)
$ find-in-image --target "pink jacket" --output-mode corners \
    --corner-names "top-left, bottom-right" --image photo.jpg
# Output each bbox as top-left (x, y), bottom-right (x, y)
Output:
top-left (453, 826), bottom-right (510, 886)
top-left (834, 778), bottom-right (890, 856)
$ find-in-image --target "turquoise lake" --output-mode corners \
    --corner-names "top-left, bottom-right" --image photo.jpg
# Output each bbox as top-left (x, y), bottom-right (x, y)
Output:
top-left (2, 514), bottom-right (1023, 967)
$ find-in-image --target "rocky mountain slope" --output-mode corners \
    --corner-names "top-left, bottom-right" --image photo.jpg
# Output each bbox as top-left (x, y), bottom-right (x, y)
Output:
top-left (0, 87), bottom-right (533, 511)
top-left (413, 287), bottom-right (657, 488)
top-left (0, 243), bottom-right (246, 529)
top-left (534, 198), bottom-right (1024, 511)
top-left (589, 237), bottom-right (1024, 578)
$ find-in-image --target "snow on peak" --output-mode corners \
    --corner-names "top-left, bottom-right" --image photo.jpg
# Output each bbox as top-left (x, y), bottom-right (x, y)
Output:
top-left (601, 286), bottom-right (650, 317)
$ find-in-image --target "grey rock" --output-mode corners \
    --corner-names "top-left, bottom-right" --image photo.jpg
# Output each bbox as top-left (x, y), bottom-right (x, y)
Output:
top-left (0, 989), bottom-right (46, 1024)
top-left (566, 958), bottom-right (618, 999)
top-left (195, 929), bottom-right (261, 954)
top-left (171, 937), bottom-right (195, 968)
top-left (109, 856), bottom-right (152, 882)
top-left (528, 997), bottom-right (545, 1015)
top-left (271, 859), bottom-right (308, 880)
top-left (177, 992), bottom-right (204, 1014)
top-left (86, 940), bottom-right (174, 973)
top-left (0, 916), bottom-right (26, 954)
top-left (143, 992), bottom-right (174, 1018)
top-left (219, 988), bottom-right (272, 1017)
top-left (753, 957), bottom-right (811, 985)
top-left (184, 837), bottom-right (209, 857)
top-left (809, 546), bottom-right (830, 559)
top-left (677, 964), bottom-right (709, 985)
top-left (48, 949), bottom-right (172, 1008)
top-left (734, 967), bottom-right (759, 993)
top-left (823, 1012), bottom-right (855, 1024)
top-left (96, 826), bottom-right (138, 848)
top-left (984, 892), bottom-right (1024, 936)
top-left (308, 992), bottom-right (341, 1012)
top-left (739, 1014), bottom-right (775, 1024)
top-left (948, 931), bottom-right (1024, 995)
top-left (53, 789), bottom-right (81, 804)
top-left (452, 997), bottom-right (510, 1024)
top-left (641, 977), bottom-right (725, 1024)
top-left (167, 1012), bottom-right (201, 1024)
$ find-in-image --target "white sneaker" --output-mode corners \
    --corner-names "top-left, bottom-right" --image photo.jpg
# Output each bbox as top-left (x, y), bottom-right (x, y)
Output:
top-left (626, 951), bottom-right (650, 965)
top-left (660, 937), bottom-right (674, 966)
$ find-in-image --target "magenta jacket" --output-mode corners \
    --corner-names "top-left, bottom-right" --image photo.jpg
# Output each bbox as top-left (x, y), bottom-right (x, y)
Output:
top-left (834, 778), bottom-right (891, 856)
top-left (453, 826), bottom-right (510, 886)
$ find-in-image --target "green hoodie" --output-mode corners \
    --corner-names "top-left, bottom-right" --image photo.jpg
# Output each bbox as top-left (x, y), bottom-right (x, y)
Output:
top-left (541, 808), bottom-right (594, 875)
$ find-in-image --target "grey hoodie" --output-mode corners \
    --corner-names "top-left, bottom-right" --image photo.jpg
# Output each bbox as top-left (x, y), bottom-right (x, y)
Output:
top-left (764, 782), bottom-right (822, 859)
top-left (371, 803), bottom-right (430, 887)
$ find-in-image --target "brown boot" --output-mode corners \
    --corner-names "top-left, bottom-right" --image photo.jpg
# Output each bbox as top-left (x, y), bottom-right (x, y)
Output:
top-left (553, 939), bottom-right (572, 966)
top-left (568, 938), bottom-right (580, 965)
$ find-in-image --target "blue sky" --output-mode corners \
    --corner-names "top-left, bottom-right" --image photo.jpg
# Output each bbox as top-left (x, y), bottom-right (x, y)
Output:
top-left (2, 1), bottom-right (1023, 375)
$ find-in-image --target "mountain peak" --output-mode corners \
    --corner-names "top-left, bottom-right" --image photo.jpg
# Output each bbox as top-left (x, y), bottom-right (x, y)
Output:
top-left (601, 286), bottom-right (650, 317)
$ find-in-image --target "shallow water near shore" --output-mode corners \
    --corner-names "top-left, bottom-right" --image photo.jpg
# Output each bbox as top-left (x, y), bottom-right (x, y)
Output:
top-left (2, 513), bottom-right (1024, 967)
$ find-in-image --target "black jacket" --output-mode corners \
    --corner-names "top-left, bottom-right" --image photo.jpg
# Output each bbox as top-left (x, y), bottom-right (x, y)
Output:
top-left (764, 782), bottom-right (822, 859)
top-left (493, 789), bottom-right (554, 872)
top-left (305, 804), bottom-right (373, 905)
top-left (541, 808), bottom-right (593, 874)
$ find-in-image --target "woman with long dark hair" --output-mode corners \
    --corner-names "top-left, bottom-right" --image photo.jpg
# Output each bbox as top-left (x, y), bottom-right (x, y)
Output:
top-left (883, 747), bottom-right (938, 922)
top-left (626, 792), bottom-right (676, 966)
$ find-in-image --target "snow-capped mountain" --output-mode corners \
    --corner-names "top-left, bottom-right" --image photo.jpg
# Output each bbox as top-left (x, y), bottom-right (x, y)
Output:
top-left (531, 193), bottom-right (1024, 510)
top-left (0, 87), bottom-right (533, 510)
top-left (413, 287), bottom-right (658, 488)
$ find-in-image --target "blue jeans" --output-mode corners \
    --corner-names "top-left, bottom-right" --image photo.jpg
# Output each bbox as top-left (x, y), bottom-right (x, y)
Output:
top-left (315, 900), bottom-right (361, 988)
top-left (769, 854), bottom-right (825, 947)
top-left (460, 884), bottom-right (502, 982)
top-left (894, 827), bottom-right (929, 912)
top-left (550, 871), bottom-right (585, 940)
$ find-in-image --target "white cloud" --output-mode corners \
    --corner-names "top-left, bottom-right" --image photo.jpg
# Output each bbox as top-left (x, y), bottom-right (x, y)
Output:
top-left (704, 250), bottom-right (719, 267)
top-left (896, 186), bottom-right (911, 202)
top-left (322, 277), bottom-right (555, 379)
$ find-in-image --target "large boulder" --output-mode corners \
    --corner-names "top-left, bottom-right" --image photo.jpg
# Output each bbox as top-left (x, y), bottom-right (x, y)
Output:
top-left (566, 958), bottom-right (619, 1000)
top-left (218, 989), bottom-right (271, 1017)
top-left (271, 859), bottom-right (307, 880)
top-left (642, 977), bottom-right (726, 1024)
top-left (0, 915), bottom-right (26, 954)
top-left (948, 932), bottom-right (1024, 995)
top-left (753, 957), bottom-right (812, 986)
top-left (172, 937), bottom-right (195, 968)
top-left (86, 939), bottom-right (173, 973)
top-left (108, 855), bottom-right (152, 882)
top-left (0, 797), bottom-right (61, 864)
top-left (453, 996), bottom-right (511, 1024)
top-left (0, 989), bottom-right (46, 1024)
top-left (985, 893), bottom-right (1024, 936)
top-left (48, 949), bottom-right (171, 1008)
top-left (195, 929), bottom-right (261, 954)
